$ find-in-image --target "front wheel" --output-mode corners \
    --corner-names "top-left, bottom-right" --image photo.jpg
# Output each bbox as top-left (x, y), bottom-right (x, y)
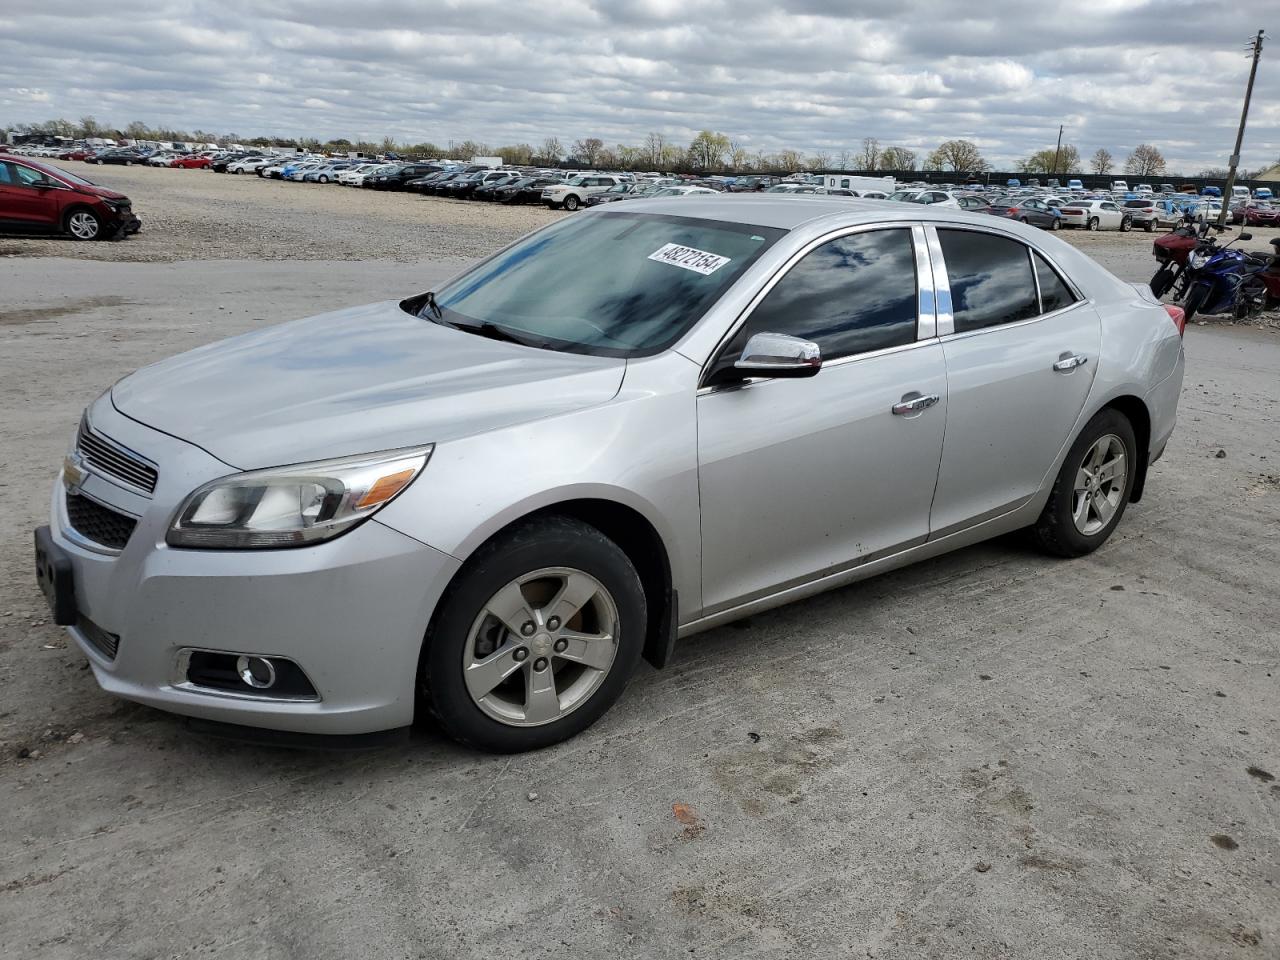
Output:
top-left (563, 195), bottom-right (581, 211)
top-left (318, 175), bottom-right (328, 183)
top-left (1149, 264), bottom-right (1174, 298)
top-left (1182, 281), bottom-right (1210, 322)
top-left (65, 208), bottom-right (102, 241)
top-left (1030, 409), bottom-right (1137, 558)
top-left (420, 516), bottom-right (646, 752)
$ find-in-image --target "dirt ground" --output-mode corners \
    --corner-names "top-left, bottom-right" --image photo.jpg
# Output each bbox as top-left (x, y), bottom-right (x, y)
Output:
top-left (0, 173), bottom-right (1277, 959)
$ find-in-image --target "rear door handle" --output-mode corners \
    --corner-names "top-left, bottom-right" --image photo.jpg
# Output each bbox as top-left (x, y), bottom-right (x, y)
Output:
top-left (892, 392), bottom-right (940, 416)
top-left (1053, 353), bottom-right (1089, 372)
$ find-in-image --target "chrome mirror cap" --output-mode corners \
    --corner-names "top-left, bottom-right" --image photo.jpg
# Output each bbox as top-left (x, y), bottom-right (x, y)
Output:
top-left (734, 332), bottom-right (822, 378)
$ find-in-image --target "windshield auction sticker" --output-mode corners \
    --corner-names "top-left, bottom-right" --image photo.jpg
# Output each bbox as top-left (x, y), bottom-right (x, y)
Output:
top-left (648, 243), bottom-right (731, 276)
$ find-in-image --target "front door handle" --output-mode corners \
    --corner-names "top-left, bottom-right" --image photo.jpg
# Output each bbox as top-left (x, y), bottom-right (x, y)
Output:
top-left (1053, 353), bottom-right (1089, 372)
top-left (892, 392), bottom-right (940, 416)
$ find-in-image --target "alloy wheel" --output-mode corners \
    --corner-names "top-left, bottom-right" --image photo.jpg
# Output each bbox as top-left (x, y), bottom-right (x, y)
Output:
top-left (67, 212), bottom-right (100, 240)
top-left (1072, 435), bottom-right (1126, 535)
top-left (462, 567), bottom-right (619, 727)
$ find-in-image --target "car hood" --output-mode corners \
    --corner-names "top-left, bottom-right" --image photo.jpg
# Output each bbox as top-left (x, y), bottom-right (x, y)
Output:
top-left (111, 300), bottom-right (627, 470)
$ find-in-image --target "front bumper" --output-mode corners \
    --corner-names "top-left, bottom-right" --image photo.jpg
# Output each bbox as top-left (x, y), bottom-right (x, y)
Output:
top-left (46, 402), bottom-right (461, 735)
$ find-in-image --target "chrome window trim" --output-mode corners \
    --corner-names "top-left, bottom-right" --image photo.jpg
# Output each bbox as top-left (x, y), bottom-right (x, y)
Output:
top-left (923, 227), bottom-right (955, 336)
top-left (924, 223), bottom-right (1087, 340)
top-left (698, 220), bottom-right (930, 388)
top-left (911, 224), bottom-right (938, 340)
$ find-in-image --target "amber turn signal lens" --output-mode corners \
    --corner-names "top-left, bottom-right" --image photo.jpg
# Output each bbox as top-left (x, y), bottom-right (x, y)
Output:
top-left (356, 469), bottom-right (416, 509)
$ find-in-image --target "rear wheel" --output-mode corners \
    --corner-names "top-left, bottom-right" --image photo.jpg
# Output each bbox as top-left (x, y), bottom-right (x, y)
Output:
top-left (1144, 220), bottom-right (1155, 232)
top-left (420, 516), bottom-right (646, 752)
top-left (1088, 217), bottom-right (1100, 231)
top-left (1049, 216), bottom-right (1061, 231)
top-left (1120, 216), bottom-right (1133, 232)
top-left (1031, 409), bottom-right (1137, 558)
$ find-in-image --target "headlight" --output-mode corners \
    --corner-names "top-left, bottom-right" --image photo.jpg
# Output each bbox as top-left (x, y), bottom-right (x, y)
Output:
top-left (1189, 251), bottom-right (1208, 269)
top-left (167, 446), bottom-right (432, 549)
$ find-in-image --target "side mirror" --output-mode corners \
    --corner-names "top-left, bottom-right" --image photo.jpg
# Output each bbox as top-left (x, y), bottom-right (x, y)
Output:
top-left (734, 332), bottom-right (822, 378)
top-left (1239, 232), bottom-right (1253, 241)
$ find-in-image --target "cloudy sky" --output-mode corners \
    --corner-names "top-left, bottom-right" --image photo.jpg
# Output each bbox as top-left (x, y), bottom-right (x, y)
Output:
top-left (1, 0), bottom-right (1276, 173)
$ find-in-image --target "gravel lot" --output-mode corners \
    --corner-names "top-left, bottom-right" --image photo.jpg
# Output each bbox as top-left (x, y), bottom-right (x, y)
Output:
top-left (1, 172), bottom-right (1277, 959)
top-left (1, 162), bottom-right (564, 262)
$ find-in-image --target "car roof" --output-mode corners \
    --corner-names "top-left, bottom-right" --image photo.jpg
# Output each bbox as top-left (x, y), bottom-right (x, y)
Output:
top-left (602, 194), bottom-right (1007, 231)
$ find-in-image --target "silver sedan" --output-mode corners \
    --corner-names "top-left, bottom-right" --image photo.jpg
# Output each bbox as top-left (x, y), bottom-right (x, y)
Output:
top-left (36, 197), bottom-right (1186, 752)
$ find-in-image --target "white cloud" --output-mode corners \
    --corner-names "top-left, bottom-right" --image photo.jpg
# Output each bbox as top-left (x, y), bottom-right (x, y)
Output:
top-left (0, 1), bottom-right (1273, 172)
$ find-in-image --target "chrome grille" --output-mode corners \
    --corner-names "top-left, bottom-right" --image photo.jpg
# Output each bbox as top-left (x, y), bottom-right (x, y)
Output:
top-left (77, 422), bottom-right (158, 494)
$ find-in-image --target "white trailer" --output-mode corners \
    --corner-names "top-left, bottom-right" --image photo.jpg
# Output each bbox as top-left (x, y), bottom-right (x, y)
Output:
top-left (821, 174), bottom-right (896, 194)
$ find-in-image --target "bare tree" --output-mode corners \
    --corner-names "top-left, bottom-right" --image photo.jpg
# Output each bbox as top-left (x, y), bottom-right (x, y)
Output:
top-left (808, 150), bottom-right (832, 170)
top-left (539, 136), bottom-right (563, 163)
top-left (572, 137), bottom-right (604, 166)
top-left (1125, 144), bottom-right (1166, 176)
top-left (879, 145), bottom-right (916, 171)
top-left (836, 148), bottom-right (851, 170)
top-left (926, 139), bottom-right (988, 172)
top-left (858, 137), bottom-right (881, 171)
top-left (1090, 148), bottom-right (1114, 175)
top-left (643, 131), bottom-right (665, 168)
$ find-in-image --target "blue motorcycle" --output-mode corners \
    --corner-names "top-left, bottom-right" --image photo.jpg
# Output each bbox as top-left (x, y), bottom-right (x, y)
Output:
top-left (1180, 230), bottom-right (1269, 322)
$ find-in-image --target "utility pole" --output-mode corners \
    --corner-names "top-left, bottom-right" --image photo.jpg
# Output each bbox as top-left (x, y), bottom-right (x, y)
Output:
top-left (1052, 124), bottom-right (1064, 175)
top-left (1218, 29), bottom-right (1265, 228)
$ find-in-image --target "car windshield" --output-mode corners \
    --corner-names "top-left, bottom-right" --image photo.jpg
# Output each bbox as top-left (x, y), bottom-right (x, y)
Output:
top-left (421, 212), bottom-right (785, 357)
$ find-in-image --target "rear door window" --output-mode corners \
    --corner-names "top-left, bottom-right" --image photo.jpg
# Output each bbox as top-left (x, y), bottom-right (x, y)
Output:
top-left (937, 230), bottom-right (1040, 333)
top-left (1033, 253), bottom-right (1077, 314)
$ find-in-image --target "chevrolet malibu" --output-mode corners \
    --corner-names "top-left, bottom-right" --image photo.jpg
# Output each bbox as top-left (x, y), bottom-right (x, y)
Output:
top-left (35, 197), bottom-right (1186, 752)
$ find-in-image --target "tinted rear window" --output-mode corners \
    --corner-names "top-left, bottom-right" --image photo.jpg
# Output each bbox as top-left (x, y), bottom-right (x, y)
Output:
top-left (938, 230), bottom-right (1039, 333)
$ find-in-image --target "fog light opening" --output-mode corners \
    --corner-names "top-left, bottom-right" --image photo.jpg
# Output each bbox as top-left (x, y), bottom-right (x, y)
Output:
top-left (237, 655), bottom-right (277, 689)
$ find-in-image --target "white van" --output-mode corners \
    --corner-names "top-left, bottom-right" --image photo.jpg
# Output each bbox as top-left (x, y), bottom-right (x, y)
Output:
top-left (1111, 180), bottom-right (1129, 192)
top-left (821, 174), bottom-right (895, 195)
top-left (1231, 185), bottom-right (1252, 200)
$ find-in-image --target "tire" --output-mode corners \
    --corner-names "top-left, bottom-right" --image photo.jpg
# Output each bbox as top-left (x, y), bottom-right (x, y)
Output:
top-left (124, 160), bottom-right (132, 167)
top-left (1019, 217), bottom-right (1029, 224)
top-left (1149, 264), bottom-right (1174, 299)
top-left (1182, 281), bottom-right (1210, 322)
top-left (318, 175), bottom-right (328, 183)
top-left (1088, 217), bottom-right (1100, 231)
top-left (1120, 216), bottom-right (1133, 232)
top-left (420, 516), bottom-right (647, 752)
top-left (1049, 216), bottom-right (1061, 231)
top-left (1030, 408), bottom-right (1137, 558)
top-left (563, 194), bottom-right (581, 211)
top-left (64, 208), bottom-right (102, 241)
top-left (1144, 220), bottom-right (1155, 232)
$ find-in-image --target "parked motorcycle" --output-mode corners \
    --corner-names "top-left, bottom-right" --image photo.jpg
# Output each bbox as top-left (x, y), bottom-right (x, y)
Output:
top-left (1149, 215), bottom-right (1222, 299)
top-left (1178, 231), bottom-right (1267, 322)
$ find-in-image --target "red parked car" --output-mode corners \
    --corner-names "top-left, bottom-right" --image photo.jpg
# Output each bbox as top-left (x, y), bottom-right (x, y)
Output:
top-left (1230, 202), bottom-right (1280, 227)
top-left (57, 148), bottom-right (93, 161)
top-left (169, 154), bottom-right (212, 169)
top-left (0, 154), bottom-right (141, 240)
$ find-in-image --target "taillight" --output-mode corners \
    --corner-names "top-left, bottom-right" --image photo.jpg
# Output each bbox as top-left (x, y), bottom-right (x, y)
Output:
top-left (1164, 304), bottom-right (1186, 337)
top-left (1006, 209), bottom-right (1018, 217)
